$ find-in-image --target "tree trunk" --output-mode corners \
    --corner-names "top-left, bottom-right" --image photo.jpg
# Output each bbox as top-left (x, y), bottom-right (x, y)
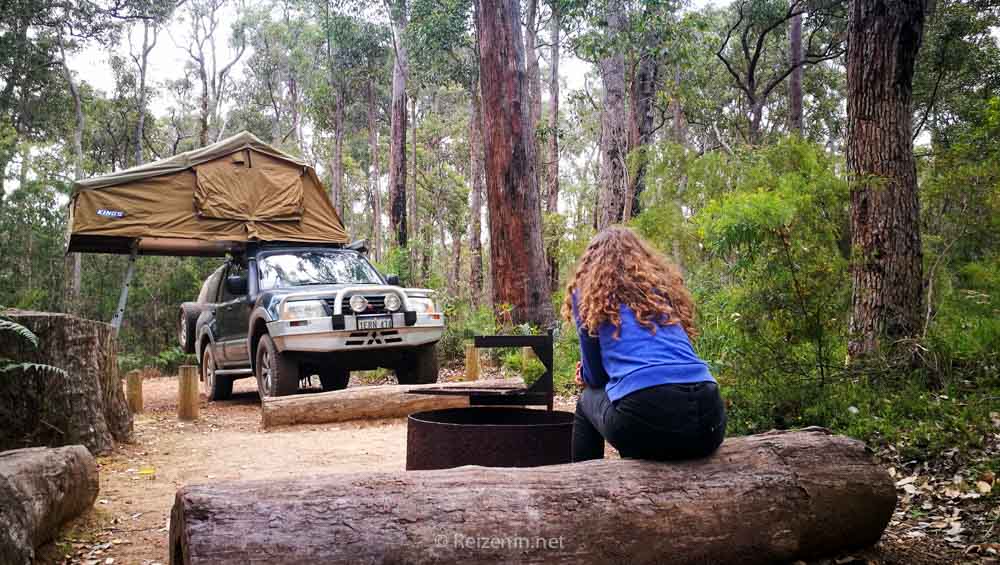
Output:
top-left (596, 3), bottom-right (629, 230)
top-left (789, 12), bottom-right (804, 134)
top-left (0, 311), bottom-right (133, 454)
top-left (57, 31), bottom-right (83, 310)
top-left (846, 0), bottom-right (926, 360)
top-left (134, 21), bottom-right (158, 167)
top-left (330, 88), bottom-right (345, 215)
top-left (670, 63), bottom-right (687, 144)
top-left (169, 428), bottom-right (895, 565)
top-left (468, 87), bottom-right (485, 302)
top-left (475, 0), bottom-right (554, 327)
top-left (367, 81), bottom-right (383, 262)
top-left (388, 0), bottom-right (409, 248)
top-left (546, 1), bottom-right (561, 292)
top-left (0, 446), bottom-right (99, 565)
top-left (525, 0), bottom-right (544, 191)
top-left (410, 96), bottom-right (420, 248)
top-left (261, 379), bottom-right (522, 428)
top-left (624, 51), bottom-right (658, 220)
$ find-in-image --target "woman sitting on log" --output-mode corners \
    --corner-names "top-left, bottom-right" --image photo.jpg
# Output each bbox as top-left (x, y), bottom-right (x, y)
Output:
top-left (563, 227), bottom-right (726, 462)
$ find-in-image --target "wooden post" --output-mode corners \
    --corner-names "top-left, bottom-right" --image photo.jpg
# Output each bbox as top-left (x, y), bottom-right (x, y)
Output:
top-left (463, 343), bottom-right (480, 381)
top-left (126, 369), bottom-right (143, 414)
top-left (177, 365), bottom-right (199, 421)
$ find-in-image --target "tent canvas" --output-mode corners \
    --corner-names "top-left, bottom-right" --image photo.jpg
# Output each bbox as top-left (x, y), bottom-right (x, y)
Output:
top-left (68, 131), bottom-right (348, 256)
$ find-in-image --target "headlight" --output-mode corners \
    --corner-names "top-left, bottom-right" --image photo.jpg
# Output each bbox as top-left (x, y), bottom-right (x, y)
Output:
top-left (408, 297), bottom-right (435, 314)
top-left (281, 300), bottom-right (326, 320)
top-left (384, 293), bottom-right (402, 312)
top-left (349, 294), bottom-right (369, 313)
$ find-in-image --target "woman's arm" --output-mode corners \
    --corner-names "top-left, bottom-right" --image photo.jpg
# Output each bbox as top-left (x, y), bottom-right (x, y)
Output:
top-left (578, 328), bottom-right (610, 388)
top-left (572, 291), bottom-right (609, 388)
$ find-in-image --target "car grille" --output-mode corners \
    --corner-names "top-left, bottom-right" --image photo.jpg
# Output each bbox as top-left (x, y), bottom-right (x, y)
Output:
top-left (326, 295), bottom-right (389, 315)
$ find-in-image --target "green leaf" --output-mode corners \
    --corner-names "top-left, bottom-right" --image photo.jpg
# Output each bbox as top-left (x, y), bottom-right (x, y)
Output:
top-left (0, 361), bottom-right (67, 378)
top-left (0, 319), bottom-right (39, 348)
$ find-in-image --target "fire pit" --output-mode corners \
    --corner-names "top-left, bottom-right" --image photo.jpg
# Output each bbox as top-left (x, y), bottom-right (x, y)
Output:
top-left (406, 407), bottom-right (574, 470)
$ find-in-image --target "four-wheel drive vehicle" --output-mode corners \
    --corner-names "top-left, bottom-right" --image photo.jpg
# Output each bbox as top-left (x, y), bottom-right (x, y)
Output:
top-left (179, 243), bottom-right (444, 399)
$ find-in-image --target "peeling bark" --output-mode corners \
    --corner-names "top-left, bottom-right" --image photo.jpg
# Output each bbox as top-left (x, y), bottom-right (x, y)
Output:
top-left (388, 0), bottom-right (409, 248)
top-left (475, 0), bottom-right (554, 327)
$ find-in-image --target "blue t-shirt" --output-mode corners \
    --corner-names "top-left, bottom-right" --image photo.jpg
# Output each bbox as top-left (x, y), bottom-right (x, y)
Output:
top-left (573, 294), bottom-right (715, 402)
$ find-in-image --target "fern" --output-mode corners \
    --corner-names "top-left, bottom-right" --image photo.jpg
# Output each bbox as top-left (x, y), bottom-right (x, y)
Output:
top-left (0, 319), bottom-right (65, 377)
top-left (0, 361), bottom-right (68, 378)
top-left (0, 318), bottom-right (39, 348)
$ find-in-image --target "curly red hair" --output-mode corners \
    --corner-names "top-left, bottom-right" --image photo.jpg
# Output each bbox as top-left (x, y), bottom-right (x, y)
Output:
top-left (561, 227), bottom-right (697, 339)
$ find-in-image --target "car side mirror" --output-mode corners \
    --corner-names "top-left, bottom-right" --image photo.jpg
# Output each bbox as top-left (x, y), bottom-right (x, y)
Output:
top-left (225, 274), bottom-right (248, 296)
top-left (386, 274), bottom-right (400, 286)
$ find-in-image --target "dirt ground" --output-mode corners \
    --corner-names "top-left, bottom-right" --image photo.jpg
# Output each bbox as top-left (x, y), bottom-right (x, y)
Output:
top-left (40, 372), bottom-right (995, 565)
top-left (45, 375), bottom-right (415, 564)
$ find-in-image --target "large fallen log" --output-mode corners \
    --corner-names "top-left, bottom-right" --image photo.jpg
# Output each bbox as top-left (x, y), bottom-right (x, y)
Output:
top-left (169, 428), bottom-right (895, 564)
top-left (0, 310), bottom-right (132, 454)
top-left (0, 446), bottom-right (99, 565)
top-left (261, 378), bottom-right (524, 428)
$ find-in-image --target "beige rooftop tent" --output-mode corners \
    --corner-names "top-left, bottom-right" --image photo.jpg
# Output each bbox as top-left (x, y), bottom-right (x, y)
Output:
top-left (68, 131), bottom-right (348, 256)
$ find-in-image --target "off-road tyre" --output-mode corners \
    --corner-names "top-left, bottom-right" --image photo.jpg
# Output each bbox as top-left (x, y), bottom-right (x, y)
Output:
top-left (255, 334), bottom-right (299, 398)
top-left (201, 346), bottom-right (233, 401)
top-left (179, 305), bottom-right (199, 354)
top-left (395, 344), bottom-right (439, 385)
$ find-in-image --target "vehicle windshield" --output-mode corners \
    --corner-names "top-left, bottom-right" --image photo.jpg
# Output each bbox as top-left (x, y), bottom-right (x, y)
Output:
top-left (258, 250), bottom-right (382, 290)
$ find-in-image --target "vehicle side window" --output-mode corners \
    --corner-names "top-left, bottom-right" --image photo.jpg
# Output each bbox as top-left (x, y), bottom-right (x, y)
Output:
top-left (219, 262), bottom-right (248, 302)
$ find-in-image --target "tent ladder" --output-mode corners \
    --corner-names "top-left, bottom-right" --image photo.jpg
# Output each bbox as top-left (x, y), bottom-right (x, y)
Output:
top-left (110, 245), bottom-right (138, 336)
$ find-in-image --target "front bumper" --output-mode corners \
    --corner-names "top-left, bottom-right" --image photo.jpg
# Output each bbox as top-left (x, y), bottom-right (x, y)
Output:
top-left (267, 312), bottom-right (444, 353)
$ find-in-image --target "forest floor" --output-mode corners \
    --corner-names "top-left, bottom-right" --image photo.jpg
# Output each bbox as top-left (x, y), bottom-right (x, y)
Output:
top-left (37, 370), bottom-right (997, 565)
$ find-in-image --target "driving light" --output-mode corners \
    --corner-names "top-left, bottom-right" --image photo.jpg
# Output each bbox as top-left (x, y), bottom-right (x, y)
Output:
top-left (408, 297), bottom-right (435, 314)
top-left (281, 300), bottom-right (326, 320)
top-left (384, 293), bottom-right (402, 312)
top-left (349, 294), bottom-right (369, 313)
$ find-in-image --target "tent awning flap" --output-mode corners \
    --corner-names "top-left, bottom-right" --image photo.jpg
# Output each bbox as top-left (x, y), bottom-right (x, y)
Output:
top-left (68, 131), bottom-right (347, 256)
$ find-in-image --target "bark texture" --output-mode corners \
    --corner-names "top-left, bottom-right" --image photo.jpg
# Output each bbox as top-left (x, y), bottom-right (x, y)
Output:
top-left (261, 379), bottom-right (523, 428)
top-left (846, 0), bottom-right (926, 359)
top-left (475, 0), bottom-right (554, 326)
top-left (468, 88), bottom-right (485, 301)
top-left (367, 80), bottom-right (383, 262)
top-left (389, 0), bottom-right (410, 248)
top-left (0, 311), bottom-right (132, 454)
top-left (625, 49), bottom-right (659, 219)
top-left (169, 429), bottom-right (895, 565)
top-left (545, 3), bottom-right (561, 292)
top-left (596, 3), bottom-right (629, 229)
top-left (0, 446), bottom-right (99, 565)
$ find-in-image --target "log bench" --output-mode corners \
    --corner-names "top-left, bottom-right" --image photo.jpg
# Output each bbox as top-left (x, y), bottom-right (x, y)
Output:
top-left (0, 446), bottom-right (99, 565)
top-left (169, 428), bottom-right (896, 564)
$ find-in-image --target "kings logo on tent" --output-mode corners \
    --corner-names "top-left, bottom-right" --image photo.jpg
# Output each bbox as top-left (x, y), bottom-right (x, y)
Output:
top-left (97, 209), bottom-right (126, 218)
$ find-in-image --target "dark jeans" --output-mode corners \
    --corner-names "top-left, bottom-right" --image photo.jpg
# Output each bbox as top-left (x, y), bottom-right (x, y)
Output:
top-left (572, 382), bottom-right (727, 462)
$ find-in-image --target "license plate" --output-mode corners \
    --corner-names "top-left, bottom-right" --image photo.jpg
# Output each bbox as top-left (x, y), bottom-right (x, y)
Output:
top-left (357, 316), bottom-right (393, 330)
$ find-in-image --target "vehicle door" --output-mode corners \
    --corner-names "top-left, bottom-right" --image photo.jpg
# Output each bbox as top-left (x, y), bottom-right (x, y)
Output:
top-left (216, 261), bottom-right (251, 365)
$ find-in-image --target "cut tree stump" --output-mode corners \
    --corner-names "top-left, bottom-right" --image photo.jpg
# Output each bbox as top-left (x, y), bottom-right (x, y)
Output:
top-left (261, 378), bottom-right (524, 428)
top-left (0, 310), bottom-right (132, 454)
top-left (169, 428), bottom-right (895, 565)
top-left (0, 446), bottom-right (99, 565)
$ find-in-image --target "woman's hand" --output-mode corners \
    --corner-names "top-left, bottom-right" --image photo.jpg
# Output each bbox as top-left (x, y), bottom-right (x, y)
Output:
top-left (574, 361), bottom-right (585, 388)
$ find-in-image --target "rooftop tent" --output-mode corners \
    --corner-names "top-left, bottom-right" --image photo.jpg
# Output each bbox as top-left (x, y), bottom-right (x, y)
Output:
top-left (68, 131), bottom-right (348, 256)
